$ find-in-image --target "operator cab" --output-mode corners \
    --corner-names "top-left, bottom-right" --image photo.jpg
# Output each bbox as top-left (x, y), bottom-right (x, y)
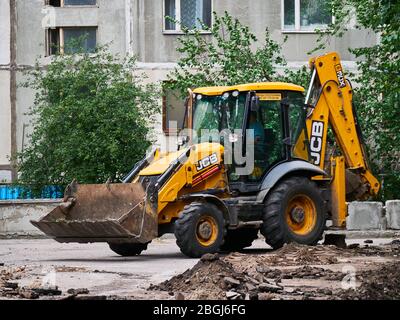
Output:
top-left (191, 82), bottom-right (311, 194)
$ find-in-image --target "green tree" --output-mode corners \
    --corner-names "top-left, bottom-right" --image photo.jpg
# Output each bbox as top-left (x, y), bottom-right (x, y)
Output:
top-left (166, 12), bottom-right (308, 96)
top-left (17, 46), bottom-right (159, 189)
top-left (314, 0), bottom-right (400, 200)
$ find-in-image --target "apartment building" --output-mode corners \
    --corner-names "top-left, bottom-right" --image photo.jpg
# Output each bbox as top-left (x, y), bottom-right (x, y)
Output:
top-left (0, 0), bottom-right (377, 182)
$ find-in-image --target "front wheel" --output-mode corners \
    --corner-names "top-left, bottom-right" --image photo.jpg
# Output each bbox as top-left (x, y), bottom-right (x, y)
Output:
top-left (175, 202), bottom-right (226, 258)
top-left (261, 176), bottom-right (326, 249)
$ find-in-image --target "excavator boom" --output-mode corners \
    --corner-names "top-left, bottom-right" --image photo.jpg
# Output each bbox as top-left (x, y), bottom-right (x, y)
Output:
top-left (299, 52), bottom-right (380, 226)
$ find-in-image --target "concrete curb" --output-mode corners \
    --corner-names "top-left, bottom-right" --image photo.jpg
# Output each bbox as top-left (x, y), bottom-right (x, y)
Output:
top-left (325, 230), bottom-right (400, 239)
top-left (386, 200), bottom-right (400, 229)
top-left (0, 199), bottom-right (60, 237)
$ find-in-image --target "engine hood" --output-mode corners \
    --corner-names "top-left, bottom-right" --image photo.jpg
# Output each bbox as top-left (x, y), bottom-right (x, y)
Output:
top-left (138, 143), bottom-right (224, 176)
top-left (138, 149), bottom-right (187, 176)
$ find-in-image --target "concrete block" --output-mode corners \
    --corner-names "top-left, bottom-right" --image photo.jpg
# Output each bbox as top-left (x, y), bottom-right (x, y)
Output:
top-left (386, 200), bottom-right (400, 230)
top-left (0, 199), bottom-right (60, 237)
top-left (346, 201), bottom-right (384, 230)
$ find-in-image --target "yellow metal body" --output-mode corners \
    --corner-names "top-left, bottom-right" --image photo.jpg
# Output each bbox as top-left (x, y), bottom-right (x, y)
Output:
top-left (306, 53), bottom-right (379, 191)
top-left (330, 156), bottom-right (347, 227)
top-left (193, 82), bottom-right (304, 95)
top-left (138, 143), bottom-right (229, 224)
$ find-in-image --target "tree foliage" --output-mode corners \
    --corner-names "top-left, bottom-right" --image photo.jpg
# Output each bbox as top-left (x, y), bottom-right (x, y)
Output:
top-left (315, 0), bottom-right (400, 200)
top-left (166, 12), bottom-right (308, 96)
top-left (17, 46), bottom-right (159, 189)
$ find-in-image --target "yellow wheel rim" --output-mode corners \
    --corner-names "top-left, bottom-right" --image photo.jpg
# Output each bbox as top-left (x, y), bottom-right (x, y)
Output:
top-left (196, 215), bottom-right (218, 247)
top-left (285, 194), bottom-right (317, 236)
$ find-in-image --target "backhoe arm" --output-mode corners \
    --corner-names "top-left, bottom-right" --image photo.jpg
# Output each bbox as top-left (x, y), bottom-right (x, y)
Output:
top-left (302, 52), bottom-right (380, 227)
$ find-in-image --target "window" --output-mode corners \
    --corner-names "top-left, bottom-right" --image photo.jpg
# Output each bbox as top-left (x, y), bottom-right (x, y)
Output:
top-left (283, 0), bottom-right (332, 32)
top-left (252, 98), bottom-right (284, 180)
top-left (287, 92), bottom-right (310, 161)
top-left (46, 0), bottom-right (96, 6)
top-left (164, 0), bottom-right (212, 32)
top-left (48, 0), bottom-right (61, 6)
top-left (48, 28), bottom-right (60, 55)
top-left (64, 0), bottom-right (96, 5)
top-left (46, 27), bottom-right (97, 55)
top-left (163, 87), bottom-right (187, 135)
top-left (192, 91), bottom-right (246, 143)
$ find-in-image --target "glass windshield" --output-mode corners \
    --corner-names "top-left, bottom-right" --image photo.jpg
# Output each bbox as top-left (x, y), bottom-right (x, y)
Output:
top-left (246, 91), bottom-right (309, 182)
top-left (192, 91), bottom-right (246, 144)
top-left (287, 91), bottom-right (310, 161)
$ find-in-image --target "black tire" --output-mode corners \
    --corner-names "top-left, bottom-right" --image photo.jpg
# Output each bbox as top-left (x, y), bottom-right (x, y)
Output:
top-left (175, 202), bottom-right (226, 258)
top-left (261, 176), bottom-right (326, 249)
top-left (220, 228), bottom-right (259, 252)
top-left (108, 242), bottom-right (150, 256)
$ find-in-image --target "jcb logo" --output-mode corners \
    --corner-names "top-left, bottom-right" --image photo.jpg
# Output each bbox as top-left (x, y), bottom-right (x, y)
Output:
top-left (310, 121), bottom-right (324, 166)
top-left (196, 153), bottom-right (218, 171)
top-left (335, 64), bottom-right (346, 88)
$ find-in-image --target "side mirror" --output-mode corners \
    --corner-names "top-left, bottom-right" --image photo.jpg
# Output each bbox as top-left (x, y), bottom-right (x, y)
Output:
top-left (250, 96), bottom-right (260, 112)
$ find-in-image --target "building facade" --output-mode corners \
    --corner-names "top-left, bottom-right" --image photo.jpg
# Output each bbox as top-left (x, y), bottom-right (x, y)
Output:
top-left (0, 0), bottom-right (377, 182)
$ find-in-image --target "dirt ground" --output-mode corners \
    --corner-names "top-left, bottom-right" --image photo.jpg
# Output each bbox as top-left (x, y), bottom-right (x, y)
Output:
top-left (1, 238), bottom-right (400, 300)
top-left (151, 240), bottom-right (400, 300)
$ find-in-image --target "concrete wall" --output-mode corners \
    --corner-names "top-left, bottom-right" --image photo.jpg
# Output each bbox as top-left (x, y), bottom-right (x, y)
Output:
top-left (347, 202), bottom-right (385, 231)
top-left (0, 0), bottom-right (10, 65)
top-left (386, 200), bottom-right (400, 230)
top-left (16, 0), bottom-right (126, 64)
top-left (0, 0), bottom-right (11, 181)
top-left (0, 71), bottom-right (11, 169)
top-left (0, 199), bottom-right (61, 237)
top-left (346, 201), bottom-right (400, 231)
top-left (97, 0), bottom-right (127, 55)
top-left (132, 0), bottom-right (377, 63)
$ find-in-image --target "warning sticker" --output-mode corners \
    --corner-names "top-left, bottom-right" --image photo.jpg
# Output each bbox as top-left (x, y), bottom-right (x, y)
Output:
top-left (335, 64), bottom-right (346, 88)
top-left (256, 93), bottom-right (282, 101)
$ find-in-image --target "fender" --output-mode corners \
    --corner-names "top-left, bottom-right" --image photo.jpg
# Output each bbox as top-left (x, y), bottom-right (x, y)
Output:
top-left (179, 193), bottom-right (231, 222)
top-left (256, 160), bottom-right (326, 202)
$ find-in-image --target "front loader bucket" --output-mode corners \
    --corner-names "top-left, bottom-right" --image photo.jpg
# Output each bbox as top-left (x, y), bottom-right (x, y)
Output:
top-left (31, 182), bottom-right (158, 244)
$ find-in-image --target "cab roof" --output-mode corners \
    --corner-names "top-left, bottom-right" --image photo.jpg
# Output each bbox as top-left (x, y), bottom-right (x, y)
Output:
top-left (193, 82), bottom-right (304, 96)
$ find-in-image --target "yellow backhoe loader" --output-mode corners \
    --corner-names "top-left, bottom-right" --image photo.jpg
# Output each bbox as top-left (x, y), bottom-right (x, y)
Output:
top-left (31, 52), bottom-right (380, 257)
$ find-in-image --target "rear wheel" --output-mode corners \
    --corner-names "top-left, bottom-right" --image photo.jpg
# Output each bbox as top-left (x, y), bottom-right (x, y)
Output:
top-left (175, 202), bottom-right (225, 258)
top-left (220, 228), bottom-right (259, 252)
top-left (261, 176), bottom-right (326, 249)
top-left (108, 242), bottom-right (150, 256)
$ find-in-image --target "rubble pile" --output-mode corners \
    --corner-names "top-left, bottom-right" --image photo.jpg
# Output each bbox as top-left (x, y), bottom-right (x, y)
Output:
top-left (150, 249), bottom-right (345, 300)
top-left (0, 265), bottom-right (93, 300)
top-left (351, 240), bottom-right (400, 257)
top-left (151, 242), bottom-right (400, 300)
top-left (151, 253), bottom-right (241, 300)
top-left (0, 266), bottom-right (61, 299)
top-left (337, 262), bottom-right (400, 300)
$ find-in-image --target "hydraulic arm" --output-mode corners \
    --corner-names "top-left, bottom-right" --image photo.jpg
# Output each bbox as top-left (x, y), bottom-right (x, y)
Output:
top-left (303, 52), bottom-right (380, 227)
